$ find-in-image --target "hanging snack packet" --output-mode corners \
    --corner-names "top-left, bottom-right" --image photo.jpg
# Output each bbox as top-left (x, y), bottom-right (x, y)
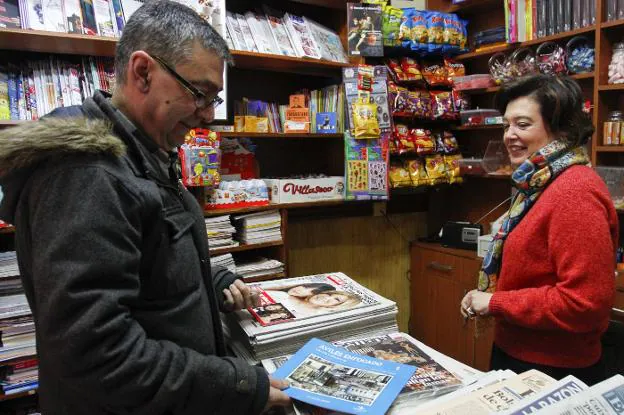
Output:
top-left (357, 65), bottom-right (375, 91)
top-left (387, 59), bottom-right (408, 81)
top-left (399, 9), bottom-right (414, 47)
top-left (444, 57), bottom-right (465, 85)
top-left (388, 82), bottom-right (411, 116)
top-left (437, 131), bottom-right (459, 154)
top-left (407, 90), bottom-right (432, 119)
top-left (422, 61), bottom-right (449, 87)
top-left (425, 154), bottom-right (448, 185)
top-left (414, 128), bottom-right (436, 155)
top-left (431, 91), bottom-right (455, 120)
top-left (444, 154), bottom-right (463, 184)
top-left (396, 124), bottom-right (416, 154)
top-left (442, 13), bottom-right (461, 53)
top-left (389, 161), bottom-right (412, 187)
top-left (407, 158), bottom-right (429, 186)
top-left (410, 10), bottom-right (428, 52)
top-left (383, 6), bottom-right (403, 47)
top-left (452, 89), bottom-right (471, 112)
top-left (352, 96), bottom-right (381, 139)
top-left (426, 11), bottom-right (445, 53)
top-left (400, 57), bottom-right (423, 82)
top-left (459, 19), bottom-right (469, 52)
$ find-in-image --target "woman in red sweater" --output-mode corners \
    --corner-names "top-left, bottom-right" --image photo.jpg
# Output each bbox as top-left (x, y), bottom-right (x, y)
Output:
top-left (460, 75), bottom-right (618, 385)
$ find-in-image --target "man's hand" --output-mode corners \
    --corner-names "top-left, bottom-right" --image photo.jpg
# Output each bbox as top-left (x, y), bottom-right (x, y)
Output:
top-left (263, 377), bottom-right (291, 413)
top-left (223, 279), bottom-right (260, 312)
top-left (460, 289), bottom-right (493, 319)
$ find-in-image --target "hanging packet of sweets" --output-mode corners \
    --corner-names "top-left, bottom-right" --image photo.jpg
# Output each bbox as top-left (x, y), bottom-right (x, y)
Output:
top-left (442, 13), bottom-right (461, 53)
top-left (413, 129), bottom-right (436, 155)
top-left (422, 61), bottom-right (450, 87)
top-left (408, 90), bottom-right (432, 119)
top-left (444, 154), bottom-right (463, 184)
top-left (395, 124), bottom-right (416, 154)
top-left (399, 9), bottom-right (414, 47)
top-left (426, 154), bottom-right (448, 185)
top-left (407, 158), bottom-right (429, 187)
top-left (352, 95), bottom-right (381, 139)
top-left (388, 82), bottom-right (411, 116)
top-left (357, 65), bottom-right (375, 92)
top-left (452, 90), bottom-right (471, 112)
top-left (410, 10), bottom-right (428, 52)
top-left (387, 59), bottom-right (408, 81)
top-left (426, 11), bottom-right (445, 53)
top-left (389, 161), bottom-right (412, 188)
top-left (437, 131), bottom-right (459, 154)
top-left (444, 57), bottom-right (465, 85)
top-left (179, 128), bottom-right (222, 187)
top-left (400, 57), bottom-right (423, 82)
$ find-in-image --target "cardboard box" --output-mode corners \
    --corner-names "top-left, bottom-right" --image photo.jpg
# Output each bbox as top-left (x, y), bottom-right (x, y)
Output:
top-left (263, 177), bottom-right (345, 204)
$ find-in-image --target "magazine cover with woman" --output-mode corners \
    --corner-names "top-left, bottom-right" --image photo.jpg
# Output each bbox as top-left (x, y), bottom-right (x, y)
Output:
top-left (244, 272), bottom-right (391, 327)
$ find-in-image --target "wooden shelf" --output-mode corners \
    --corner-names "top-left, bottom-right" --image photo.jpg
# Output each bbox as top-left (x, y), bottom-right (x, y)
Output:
top-left (596, 146), bottom-right (624, 152)
top-left (447, 0), bottom-right (501, 13)
top-left (209, 241), bottom-right (284, 256)
top-left (0, 28), bottom-right (116, 56)
top-left (0, 389), bottom-right (37, 402)
top-left (0, 226), bottom-right (15, 234)
top-left (0, 120), bottom-right (27, 127)
top-left (244, 272), bottom-right (286, 283)
top-left (453, 124), bottom-right (504, 131)
top-left (521, 25), bottom-right (596, 47)
top-left (601, 19), bottom-right (624, 29)
top-left (289, 0), bottom-right (348, 9)
top-left (204, 200), bottom-right (349, 217)
top-left (231, 50), bottom-right (348, 76)
top-left (570, 72), bottom-right (596, 80)
top-left (455, 43), bottom-right (517, 60)
top-left (220, 132), bottom-right (343, 139)
top-left (460, 73), bottom-right (594, 95)
top-left (598, 84), bottom-right (624, 91)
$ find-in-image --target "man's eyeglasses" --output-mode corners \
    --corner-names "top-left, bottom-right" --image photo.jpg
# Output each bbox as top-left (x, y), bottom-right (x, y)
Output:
top-left (150, 54), bottom-right (224, 110)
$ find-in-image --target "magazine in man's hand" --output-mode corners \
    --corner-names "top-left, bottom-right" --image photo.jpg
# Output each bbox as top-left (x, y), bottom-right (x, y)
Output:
top-left (273, 338), bottom-right (416, 415)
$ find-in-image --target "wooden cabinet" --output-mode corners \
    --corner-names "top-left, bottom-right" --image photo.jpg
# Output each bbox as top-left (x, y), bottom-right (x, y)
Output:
top-left (410, 242), bottom-right (494, 371)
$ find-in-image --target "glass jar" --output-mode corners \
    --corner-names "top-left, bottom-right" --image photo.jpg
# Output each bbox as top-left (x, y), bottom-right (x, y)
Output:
top-left (608, 42), bottom-right (624, 85)
top-left (604, 111), bottom-right (624, 146)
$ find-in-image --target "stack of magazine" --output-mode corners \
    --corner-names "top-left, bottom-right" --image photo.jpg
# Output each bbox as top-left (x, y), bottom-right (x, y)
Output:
top-left (225, 272), bottom-right (398, 362)
top-left (233, 210), bottom-right (282, 245)
top-left (206, 215), bottom-right (238, 251)
top-left (0, 252), bottom-right (22, 296)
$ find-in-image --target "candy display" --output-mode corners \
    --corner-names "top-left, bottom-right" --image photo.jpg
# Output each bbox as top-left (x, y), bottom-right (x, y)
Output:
top-left (263, 177), bottom-right (344, 204)
top-left (566, 36), bottom-right (595, 74)
top-left (536, 42), bottom-right (568, 75)
top-left (608, 42), bottom-right (624, 85)
top-left (206, 179), bottom-right (270, 210)
top-left (343, 66), bottom-right (392, 134)
top-left (179, 129), bottom-right (221, 187)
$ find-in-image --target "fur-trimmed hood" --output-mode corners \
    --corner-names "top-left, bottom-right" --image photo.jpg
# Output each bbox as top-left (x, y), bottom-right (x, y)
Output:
top-left (0, 117), bottom-right (127, 224)
top-left (0, 117), bottom-right (126, 176)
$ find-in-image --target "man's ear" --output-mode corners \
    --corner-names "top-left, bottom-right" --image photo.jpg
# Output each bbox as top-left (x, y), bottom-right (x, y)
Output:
top-left (127, 51), bottom-right (152, 93)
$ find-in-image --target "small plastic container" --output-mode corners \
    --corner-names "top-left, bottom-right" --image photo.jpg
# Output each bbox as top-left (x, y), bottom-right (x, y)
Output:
top-left (460, 109), bottom-right (502, 126)
top-left (483, 140), bottom-right (512, 174)
top-left (596, 166), bottom-right (624, 210)
top-left (458, 158), bottom-right (487, 176)
top-left (453, 74), bottom-right (495, 90)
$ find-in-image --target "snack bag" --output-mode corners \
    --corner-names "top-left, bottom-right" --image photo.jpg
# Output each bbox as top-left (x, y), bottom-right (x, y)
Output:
top-left (387, 59), bottom-right (408, 81)
top-left (459, 19), bottom-right (469, 52)
top-left (413, 128), bottom-right (436, 155)
top-left (352, 98), bottom-right (381, 139)
top-left (425, 154), bottom-right (448, 185)
top-left (422, 61), bottom-right (449, 87)
top-left (426, 11), bottom-right (445, 53)
top-left (442, 13), bottom-right (461, 53)
top-left (444, 153), bottom-right (464, 184)
top-left (437, 131), bottom-right (459, 154)
top-left (407, 90), bottom-right (432, 119)
top-left (399, 9), bottom-right (413, 47)
top-left (396, 124), bottom-right (416, 154)
top-left (383, 6), bottom-right (403, 47)
top-left (400, 57), bottom-right (423, 82)
top-left (431, 91), bottom-right (455, 120)
top-left (444, 57), bottom-right (465, 84)
top-left (407, 158), bottom-right (428, 186)
top-left (389, 161), bottom-right (412, 188)
top-left (452, 89), bottom-right (471, 112)
top-left (388, 82), bottom-right (411, 116)
top-left (410, 10), bottom-right (428, 52)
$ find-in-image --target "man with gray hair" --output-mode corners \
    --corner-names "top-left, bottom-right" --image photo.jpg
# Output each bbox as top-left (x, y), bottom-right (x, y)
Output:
top-left (0, 1), bottom-right (290, 413)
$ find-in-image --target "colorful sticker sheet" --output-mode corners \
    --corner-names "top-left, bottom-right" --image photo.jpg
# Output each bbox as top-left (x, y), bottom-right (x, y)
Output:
top-left (345, 131), bottom-right (390, 200)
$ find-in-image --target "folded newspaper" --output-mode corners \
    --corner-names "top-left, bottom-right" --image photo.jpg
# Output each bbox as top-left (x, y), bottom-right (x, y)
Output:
top-left (273, 338), bottom-right (416, 415)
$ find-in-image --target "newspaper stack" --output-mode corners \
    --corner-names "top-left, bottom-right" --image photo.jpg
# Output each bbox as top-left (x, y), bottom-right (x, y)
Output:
top-left (0, 252), bottom-right (22, 296)
top-left (206, 215), bottom-right (238, 251)
top-left (233, 210), bottom-right (282, 245)
top-left (225, 272), bottom-right (398, 363)
top-left (210, 253), bottom-right (236, 274)
top-left (235, 257), bottom-right (285, 281)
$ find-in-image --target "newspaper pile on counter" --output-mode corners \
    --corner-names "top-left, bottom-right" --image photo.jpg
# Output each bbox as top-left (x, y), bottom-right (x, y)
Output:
top-left (206, 215), bottom-right (238, 251)
top-left (224, 272), bottom-right (398, 362)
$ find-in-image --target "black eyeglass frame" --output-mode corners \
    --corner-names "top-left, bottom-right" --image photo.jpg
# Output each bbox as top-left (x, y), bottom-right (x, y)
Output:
top-left (150, 54), bottom-right (224, 110)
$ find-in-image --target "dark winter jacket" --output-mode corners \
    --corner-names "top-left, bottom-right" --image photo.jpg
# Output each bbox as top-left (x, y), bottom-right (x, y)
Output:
top-left (0, 91), bottom-right (269, 414)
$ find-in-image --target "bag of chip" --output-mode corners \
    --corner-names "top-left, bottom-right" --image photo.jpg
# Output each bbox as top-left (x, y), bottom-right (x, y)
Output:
top-left (400, 57), bottom-right (423, 82)
top-left (436, 131), bottom-right (459, 154)
top-left (426, 11), bottom-right (445, 53)
top-left (444, 57), bottom-right (465, 85)
top-left (383, 6), bottom-right (403, 47)
top-left (388, 82), bottom-right (411, 116)
top-left (452, 89), bottom-right (471, 112)
top-left (444, 153), bottom-right (464, 184)
top-left (408, 90), bottom-right (432, 119)
top-left (396, 124), bottom-right (416, 154)
top-left (410, 10), bottom-right (428, 52)
top-left (425, 154), bottom-right (448, 185)
top-left (422, 61), bottom-right (449, 87)
top-left (431, 91), bottom-right (455, 120)
top-left (407, 158), bottom-right (429, 186)
top-left (387, 59), bottom-right (407, 81)
top-left (389, 161), bottom-right (412, 188)
top-left (413, 128), bottom-right (436, 155)
top-left (399, 9), bottom-right (413, 47)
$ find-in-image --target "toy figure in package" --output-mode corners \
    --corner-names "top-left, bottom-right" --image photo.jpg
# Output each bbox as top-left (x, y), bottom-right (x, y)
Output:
top-left (178, 129), bottom-right (221, 187)
top-left (347, 2), bottom-right (383, 56)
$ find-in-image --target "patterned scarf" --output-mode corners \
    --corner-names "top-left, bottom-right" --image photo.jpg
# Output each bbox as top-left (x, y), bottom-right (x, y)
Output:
top-left (477, 140), bottom-right (590, 293)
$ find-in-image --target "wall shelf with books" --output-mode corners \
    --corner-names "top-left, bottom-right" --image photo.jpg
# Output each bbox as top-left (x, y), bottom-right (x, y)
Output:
top-left (220, 132), bottom-right (343, 139)
top-left (209, 241), bottom-right (284, 256)
top-left (0, 28), bottom-right (117, 57)
top-left (601, 19), bottom-right (624, 29)
top-left (204, 200), bottom-right (351, 217)
top-left (231, 50), bottom-right (349, 76)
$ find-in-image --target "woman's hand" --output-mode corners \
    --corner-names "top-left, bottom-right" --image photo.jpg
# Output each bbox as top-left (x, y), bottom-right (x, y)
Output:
top-left (460, 289), bottom-right (493, 319)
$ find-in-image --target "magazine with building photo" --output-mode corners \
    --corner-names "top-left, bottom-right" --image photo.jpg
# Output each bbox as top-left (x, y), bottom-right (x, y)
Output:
top-left (244, 272), bottom-right (390, 327)
top-left (346, 2), bottom-right (383, 57)
top-left (334, 332), bottom-right (463, 399)
top-left (273, 338), bottom-right (416, 415)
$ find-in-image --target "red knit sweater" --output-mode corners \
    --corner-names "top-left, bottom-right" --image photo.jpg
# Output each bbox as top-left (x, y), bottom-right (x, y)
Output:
top-left (489, 165), bottom-right (619, 368)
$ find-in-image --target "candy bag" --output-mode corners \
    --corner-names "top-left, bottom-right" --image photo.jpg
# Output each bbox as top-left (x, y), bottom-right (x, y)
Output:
top-left (400, 57), bottom-right (423, 82)
top-left (410, 10), bottom-right (428, 52)
top-left (422, 61), bottom-right (449, 87)
top-left (407, 158), bottom-right (428, 186)
top-left (426, 11), bottom-right (445, 53)
top-left (425, 154), bottom-right (448, 185)
top-left (444, 154), bottom-right (463, 184)
top-left (431, 91), bottom-right (455, 120)
top-left (352, 98), bottom-right (381, 139)
top-left (389, 161), bottom-right (412, 187)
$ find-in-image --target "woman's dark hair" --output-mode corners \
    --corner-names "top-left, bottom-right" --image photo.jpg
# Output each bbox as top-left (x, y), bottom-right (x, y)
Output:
top-left (282, 283), bottom-right (335, 295)
top-left (494, 74), bottom-right (594, 147)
